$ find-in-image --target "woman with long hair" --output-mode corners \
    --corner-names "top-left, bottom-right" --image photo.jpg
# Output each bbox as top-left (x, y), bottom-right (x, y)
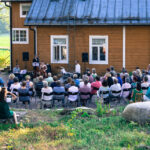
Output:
top-left (0, 87), bottom-right (18, 124)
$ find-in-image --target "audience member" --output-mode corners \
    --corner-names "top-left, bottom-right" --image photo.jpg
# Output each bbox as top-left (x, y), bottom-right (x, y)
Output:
top-left (35, 76), bottom-right (43, 97)
top-left (91, 76), bottom-right (102, 95)
top-left (121, 78), bottom-right (131, 99)
top-left (79, 80), bottom-right (91, 106)
top-left (53, 81), bottom-right (65, 107)
top-left (143, 86), bottom-right (150, 101)
top-left (117, 73), bottom-right (122, 86)
top-left (41, 81), bottom-right (53, 101)
top-left (73, 74), bottom-right (80, 87)
top-left (131, 82), bottom-right (143, 102)
top-left (51, 76), bottom-right (58, 88)
top-left (18, 81), bottom-right (32, 107)
top-left (110, 78), bottom-right (121, 97)
top-left (68, 81), bottom-right (79, 102)
top-left (98, 79), bottom-right (110, 104)
top-left (7, 73), bottom-right (15, 91)
top-left (45, 73), bottom-right (53, 86)
top-left (0, 87), bottom-right (18, 124)
top-left (0, 77), bottom-right (4, 87)
top-left (105, 73), bottom-right (113, 87)
top-left (10, 77), bottom-right (21, 97)
top-left (141, 76), bottom-right (150, 95)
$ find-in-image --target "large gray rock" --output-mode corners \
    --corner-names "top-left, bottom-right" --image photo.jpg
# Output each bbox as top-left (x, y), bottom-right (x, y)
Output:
top-left (122, 102), bottom-right (150, 124)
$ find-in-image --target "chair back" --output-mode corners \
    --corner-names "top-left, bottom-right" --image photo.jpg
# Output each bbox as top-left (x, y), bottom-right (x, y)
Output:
top-left (111, 90), bottom-right (121, 94)
top-left (135, 93), bottom-right (143, 102)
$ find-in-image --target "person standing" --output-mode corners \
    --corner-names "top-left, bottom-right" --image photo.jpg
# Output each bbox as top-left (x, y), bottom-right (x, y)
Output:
top-left (75, 60), bottom-right (81, 78)
top-left (32, 56), bottom-right (40, 77)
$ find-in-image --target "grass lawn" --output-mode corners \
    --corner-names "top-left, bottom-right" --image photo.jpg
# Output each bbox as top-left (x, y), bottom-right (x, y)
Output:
top-left (0, 107), bottom-right (149, 150)
top-left (0, 33), bottom-right (10, 49)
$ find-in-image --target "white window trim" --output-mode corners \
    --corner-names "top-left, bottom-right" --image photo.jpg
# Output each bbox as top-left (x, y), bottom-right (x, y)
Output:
top-left (89, 35), bottom-right (109, 65)
top-left (20, 3), bottom-right (31, 18)
top-left (12, 28), bottom-right (29, 44)
top-left (50, 35), bottom-right (69, 64)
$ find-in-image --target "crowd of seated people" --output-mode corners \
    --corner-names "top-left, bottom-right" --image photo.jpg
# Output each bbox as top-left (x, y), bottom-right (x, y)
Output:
top-left (0, 64), bottom-right (150, 111)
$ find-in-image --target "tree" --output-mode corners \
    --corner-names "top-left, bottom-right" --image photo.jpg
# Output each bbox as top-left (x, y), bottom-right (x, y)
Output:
top-left (0, 2), bottom-right (9, 33)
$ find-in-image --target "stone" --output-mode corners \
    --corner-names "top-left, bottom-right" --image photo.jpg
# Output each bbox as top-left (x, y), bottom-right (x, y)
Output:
top-left (122, 102), bottom-right (150, 124)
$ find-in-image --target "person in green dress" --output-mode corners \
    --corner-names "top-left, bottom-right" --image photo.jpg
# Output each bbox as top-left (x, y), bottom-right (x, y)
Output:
top-left (131, 82), bottom-right (143, 102)
top-left (0, 87), bottom-right (18, 124)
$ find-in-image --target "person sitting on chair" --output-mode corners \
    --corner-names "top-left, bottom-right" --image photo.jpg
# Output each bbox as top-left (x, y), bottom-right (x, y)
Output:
top-left (68, 81), bottom-right (79, 102)
top-left (41, 81), bottom-right (53, 108)
top-left (53, 81), bottom-right (65, 107)
top-left (7, 74), bottom-right (15, 91)
top-left (0, 87), bottom-right (18, 124)
top-left (143, 86), bottom-right (150, 101)
top-left (141, 76), bottom-right (150, 95)
top-left (79, 80), bottom-right (91, 106)
top-left (45, 73), bottom-right (54, 86)
top-left (110, 78), bottom-right (121, 99)
top-left (121, 78), bottom-right (131, 99)
top-left (98, 79), bottom-right (110, 104)
top-left (18, 81), bottom-right (32, 108)
top-left (0, 77), bottom-right (4, 87)
top-left (35, 76), bottom-right (44, 98)
top-left (91, 76), bottom-right (102, 96)
top-left (131, 82), bottom-right (143, 102)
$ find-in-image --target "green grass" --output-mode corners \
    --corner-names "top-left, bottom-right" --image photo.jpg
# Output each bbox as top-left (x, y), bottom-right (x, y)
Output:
top-left (0, 33), bottom-right (10, 48)
top-left (0, 108), bottom-right (150, 150)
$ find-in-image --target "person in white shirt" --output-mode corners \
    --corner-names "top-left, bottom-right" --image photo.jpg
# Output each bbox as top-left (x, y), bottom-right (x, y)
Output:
top-left (68, 81), bottom-right (79, 102)
top-left (41, 81), bottom-right (53, 101)
top-left (10, 77), bottom-right (21, 96)
top-left (110, 78), bottom-right (121, 97)
top-left (141, 76), bottom-right (150, 95)
top-left (75, 60), bottom-right (81, 78)
top-left (121, 78), bottom-right (131, 98)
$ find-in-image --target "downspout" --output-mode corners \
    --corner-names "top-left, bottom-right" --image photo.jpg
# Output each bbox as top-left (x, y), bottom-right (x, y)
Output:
top-left (29, 26), bottom-right (37, 57)
top-left (5, 2), bottom-right (12, 71)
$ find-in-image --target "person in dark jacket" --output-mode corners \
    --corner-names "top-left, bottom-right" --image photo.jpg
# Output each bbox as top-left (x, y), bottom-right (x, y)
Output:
top-left (18, 81), bottom-right (32, 107)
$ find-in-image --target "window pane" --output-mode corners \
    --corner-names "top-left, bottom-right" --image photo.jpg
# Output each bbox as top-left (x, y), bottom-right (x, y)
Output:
top-left (100, 46), bottom-right (106, 61)
top-left (22, 5), bottom-right (30, 16)
top-left (92, 39), bottom-right (105, 45)
top-left (54, 46), bottom-right (60, 61)
top-left (61, 46), bottom-right (67, 60)
top-left (12, 30), bottom-right (16, 41)
top-left (92, 47), bottom-right (98, 61)
top-left (20, 30), bottom-right (26, 41)
top-left (16, 30), bottom-right (19, 41)
top-left (54, 38), bottom-right (66, 44)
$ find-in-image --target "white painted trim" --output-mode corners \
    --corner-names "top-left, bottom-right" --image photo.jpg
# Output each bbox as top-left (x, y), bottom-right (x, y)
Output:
top-left (20, 3), bottom-right (31, 18)
top-left (123, 26), bottom-right (126, 68)
top-left (50, 35), bottom-right (69, 64)
top-left (12, 28), bottom-right (29, 44)
top-left (89, 35), bottom-right (109, 65)
top-left (35, 27), bottom-right (37, 56)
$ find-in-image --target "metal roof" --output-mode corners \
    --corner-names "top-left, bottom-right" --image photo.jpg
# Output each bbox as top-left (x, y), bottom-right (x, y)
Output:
top-left (1, 0), bottom-right (32, 2)
top-left (25, 0), bottom-right (150, 26)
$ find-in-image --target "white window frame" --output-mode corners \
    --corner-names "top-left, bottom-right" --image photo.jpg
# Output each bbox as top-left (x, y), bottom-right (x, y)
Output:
top-left (20, 3), bottom-right (31, 18)
top-left (51, 35), bottom-right (69, 64)
top-left (12, 28), bottom-right (29, 44)
top-left (89, 35), bottom-right (108, 64)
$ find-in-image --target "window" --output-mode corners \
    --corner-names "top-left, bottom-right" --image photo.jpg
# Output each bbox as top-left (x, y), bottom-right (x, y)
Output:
top-left (51, 36), bottom-right (69, 64)
top-left (20, 3), bottom-right (31, 18)
top-left (12, 28), bottom-right (29, 44)
top-left (89, 36), bottom-right (108, 64)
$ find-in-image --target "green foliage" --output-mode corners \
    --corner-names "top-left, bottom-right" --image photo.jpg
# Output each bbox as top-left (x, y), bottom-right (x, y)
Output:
top-left (0, 108), bottom-right (150, 150)
top-left (96, 100), bottom-right (110, 117)
top-left (0, 49), bottom-right (10, 68)
top-left (0, 34), bottom-right (10, 48)
top-left (0, 2), bottom-right (9, 34)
